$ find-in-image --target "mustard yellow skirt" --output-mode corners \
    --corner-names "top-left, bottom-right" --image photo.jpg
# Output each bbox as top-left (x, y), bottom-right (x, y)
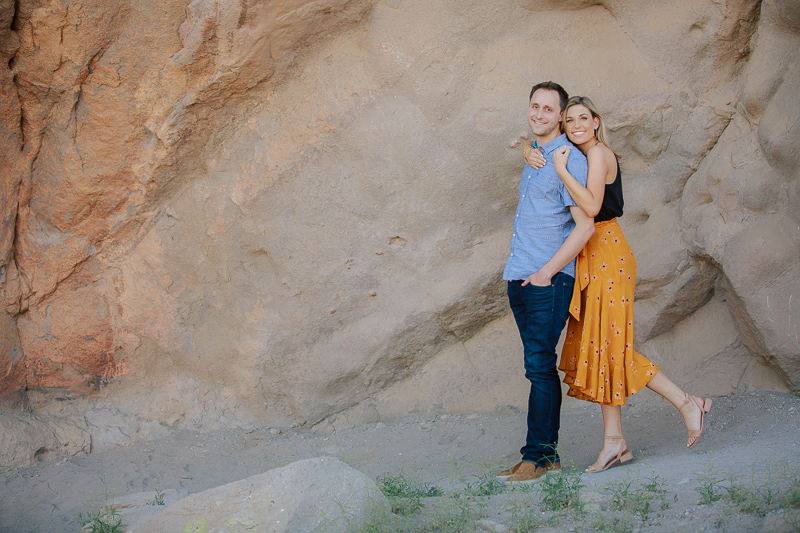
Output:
top-left (558, 219), bottom-right (658, 406)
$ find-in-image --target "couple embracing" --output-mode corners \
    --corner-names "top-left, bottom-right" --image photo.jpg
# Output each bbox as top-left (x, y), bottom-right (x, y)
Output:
top-left (498, 82), bottom-right (712, 484)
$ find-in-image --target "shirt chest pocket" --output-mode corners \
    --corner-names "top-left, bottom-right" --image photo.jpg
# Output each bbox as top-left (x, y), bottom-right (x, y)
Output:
top-left (531, 174), bottom-right (561, 202)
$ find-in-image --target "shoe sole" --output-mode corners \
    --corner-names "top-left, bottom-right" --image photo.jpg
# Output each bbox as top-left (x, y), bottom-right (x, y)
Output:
top-left (504, 469), bottom-right (561, 485)
top-left (497, 463), bottom-right (561, 483)
top-left (585, 450), bottom-right (634, 473)
top-left (505, 475), bottom-right (546, 485)
top-left (688, 398), bottom-right (712, 449)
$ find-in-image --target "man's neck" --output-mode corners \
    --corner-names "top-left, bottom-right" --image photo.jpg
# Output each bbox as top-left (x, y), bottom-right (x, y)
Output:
top-left (535, 130), bottom-right (562, 147)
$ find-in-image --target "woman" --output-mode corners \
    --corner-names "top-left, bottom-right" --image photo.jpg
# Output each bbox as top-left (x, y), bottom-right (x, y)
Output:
top-left (521, 96), bottom-right (712, 473)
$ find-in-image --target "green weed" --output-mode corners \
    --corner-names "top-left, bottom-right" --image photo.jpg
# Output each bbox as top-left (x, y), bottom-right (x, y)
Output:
top-left (378, 473), bottom-right (443, 498)
top-left (388, 495), bottom-right (424, 516)
top-left (721, 466), bottom-right (800, 516)
top-left (780, 478), bottom-right (800, 509)
top-left (145, 487), bottom-right (165, 506)
top-left (589, 511), bottom-right (634, 533)
top-left (421, 497), bottom-right (473, 533)
top-left (696, 470), bottom-right (724, 505)
top-left (725, 483), bottom-right (764, 515)
top-left (507, 498), bottom-right (545, 532)
top-left (606, 472), bottom-right (669, 520)
top-left (377, 472), bottom-right (442, 519)
top-left (78, 474), bottom-right (125, 533)
top-left (77, 507), bottom-right (124, 533)
top-left (539, 465), bottom-right (584, 512)
top-left (463, 471), bottom-right (506, 497)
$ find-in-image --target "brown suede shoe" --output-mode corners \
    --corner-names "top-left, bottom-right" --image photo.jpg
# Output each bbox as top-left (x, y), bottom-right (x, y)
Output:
top-left (495, 461), bottom-right (524, 480)
top-left (504, 461), bottom-right (561, 484)
top-left (497, 461), bottom-right (561, 481)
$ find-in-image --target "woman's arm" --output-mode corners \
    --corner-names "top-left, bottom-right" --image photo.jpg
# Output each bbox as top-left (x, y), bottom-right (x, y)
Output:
top-left (552, 145), bottom-right (609, 218)
top-left (520, 141), bottom-right (546, 169)
top-left (522, 205), bottom-right (595, 286)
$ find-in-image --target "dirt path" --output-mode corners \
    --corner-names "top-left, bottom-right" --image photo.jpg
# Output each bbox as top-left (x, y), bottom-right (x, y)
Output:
top-left (2, 390), bottom-right (799, 532)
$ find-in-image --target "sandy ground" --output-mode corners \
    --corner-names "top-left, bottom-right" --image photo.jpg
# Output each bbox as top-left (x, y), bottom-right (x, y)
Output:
top-left (1, 390), bottom-right (799, 532)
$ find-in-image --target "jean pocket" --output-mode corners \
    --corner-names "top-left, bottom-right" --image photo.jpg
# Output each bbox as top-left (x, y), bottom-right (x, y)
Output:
top-left (523, 280), bottom-right (553, 290)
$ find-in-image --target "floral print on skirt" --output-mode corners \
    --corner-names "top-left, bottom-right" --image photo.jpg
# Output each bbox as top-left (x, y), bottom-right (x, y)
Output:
top-left (559, 219), bottom-right (658, 406)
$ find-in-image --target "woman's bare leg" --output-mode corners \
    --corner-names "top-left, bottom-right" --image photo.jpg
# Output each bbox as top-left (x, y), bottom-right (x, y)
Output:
top-left (600, 404), bottom-right (623, 438)
top-left (646, 370), bottom-right (707, 447)
top-left (645, 371), bottom-right (685, 407)
top-left (587, 404), bottom-right (630, 472)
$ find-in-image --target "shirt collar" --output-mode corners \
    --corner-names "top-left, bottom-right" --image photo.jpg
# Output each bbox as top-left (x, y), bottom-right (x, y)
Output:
top-left (535, 133), bottom-right (568, 155)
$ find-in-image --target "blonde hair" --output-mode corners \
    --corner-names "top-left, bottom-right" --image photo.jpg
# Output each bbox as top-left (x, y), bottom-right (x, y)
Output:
top-left (563, 96), bottom-right (618, 157)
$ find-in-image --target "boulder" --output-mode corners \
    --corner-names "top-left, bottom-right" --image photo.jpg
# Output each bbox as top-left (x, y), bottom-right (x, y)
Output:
top-left (138, 457), bottom-right (387, 533)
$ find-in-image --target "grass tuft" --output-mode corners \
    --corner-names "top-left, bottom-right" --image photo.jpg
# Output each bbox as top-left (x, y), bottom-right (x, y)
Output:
top-left (463, 471), bottom-right (506, 497)
top-left (606, 472), bottom-right (669, 520)
top-left (696, 469), bottom-right (724, 505)
top-left (77, 474), bottom-right (125, 533)
top-left (77, 506), bottom-right (124, 533)
top-left (378, 473), bottom-right (443, 498)
top-left (539, 464), bottom-right (584, 512)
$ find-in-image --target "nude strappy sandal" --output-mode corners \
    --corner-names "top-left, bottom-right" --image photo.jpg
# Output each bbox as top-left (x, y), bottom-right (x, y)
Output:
top-left (586, 436), bottom-right (634, 473)
top-left (680, 393), bottom-right (712, 448)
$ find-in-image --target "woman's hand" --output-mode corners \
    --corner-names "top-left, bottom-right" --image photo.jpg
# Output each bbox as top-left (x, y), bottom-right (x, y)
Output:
top-left (553, 145), bottom-right (571, 173)
top-left (522, 143), bottom-right (546, 169)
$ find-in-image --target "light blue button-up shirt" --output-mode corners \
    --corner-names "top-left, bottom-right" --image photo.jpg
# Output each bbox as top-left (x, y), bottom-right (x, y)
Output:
top-left (503, 133), bottom-right (589, 281)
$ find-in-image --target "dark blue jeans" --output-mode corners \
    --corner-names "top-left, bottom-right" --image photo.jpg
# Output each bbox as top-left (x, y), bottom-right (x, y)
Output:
top-left (507, 273), bottom-right (574, 467)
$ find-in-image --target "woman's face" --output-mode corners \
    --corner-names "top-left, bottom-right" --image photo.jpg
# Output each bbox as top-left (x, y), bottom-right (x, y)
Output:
top-left (563, 104), bottom-right (600, 146)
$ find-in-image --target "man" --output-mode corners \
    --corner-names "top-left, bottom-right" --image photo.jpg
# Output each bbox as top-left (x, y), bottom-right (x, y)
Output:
top-left (497, 81), bottom-right (595, 484)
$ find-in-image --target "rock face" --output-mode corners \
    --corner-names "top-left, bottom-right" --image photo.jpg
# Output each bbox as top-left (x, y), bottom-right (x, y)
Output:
top-left (136, 457), bottom-right (387, 533)
top-left (0, 0), bottom-right (797, 434)
top-left (0, 411), bottom-right (90, 467)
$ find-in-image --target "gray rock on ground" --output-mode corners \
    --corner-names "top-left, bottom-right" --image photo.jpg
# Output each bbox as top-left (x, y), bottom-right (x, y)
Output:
top-left (135, 456), bottom-right (388, 533)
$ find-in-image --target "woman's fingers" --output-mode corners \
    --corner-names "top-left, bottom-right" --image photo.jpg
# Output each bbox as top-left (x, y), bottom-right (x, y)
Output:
top-left (528, 148), bottom-right (546, 169)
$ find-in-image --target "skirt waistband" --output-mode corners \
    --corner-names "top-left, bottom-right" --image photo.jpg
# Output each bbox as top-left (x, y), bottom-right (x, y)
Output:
top-left (594, 217), bottom-right (618, 228)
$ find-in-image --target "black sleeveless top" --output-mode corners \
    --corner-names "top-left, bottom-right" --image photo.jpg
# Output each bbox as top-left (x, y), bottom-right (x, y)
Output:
top-left (595, 159), bottom-right (624, 222)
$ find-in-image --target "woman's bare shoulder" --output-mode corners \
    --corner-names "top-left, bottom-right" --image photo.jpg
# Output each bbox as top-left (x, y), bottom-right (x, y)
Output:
top-left (586, 143), bottom-right (612, 164)
top-left (587, 142), bottom-right (612, 157)
top-left (586, 144), bottom-right (617, 183)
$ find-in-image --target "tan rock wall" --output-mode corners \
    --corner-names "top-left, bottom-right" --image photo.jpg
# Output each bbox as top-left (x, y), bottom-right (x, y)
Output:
top-left (0, 0), bottom-right (796, 433)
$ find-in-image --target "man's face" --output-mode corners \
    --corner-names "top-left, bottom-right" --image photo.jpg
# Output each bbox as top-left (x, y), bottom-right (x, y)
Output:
top-left (528, 89), bottom-right (562, 141)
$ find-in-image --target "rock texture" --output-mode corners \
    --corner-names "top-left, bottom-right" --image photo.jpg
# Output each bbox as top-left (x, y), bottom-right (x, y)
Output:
top-left (0, 411), bottom-right (90, 467)
top-left (0, 0), bottom-right (797, 441)
top-left (136, 457), bottom-right (387, 533)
